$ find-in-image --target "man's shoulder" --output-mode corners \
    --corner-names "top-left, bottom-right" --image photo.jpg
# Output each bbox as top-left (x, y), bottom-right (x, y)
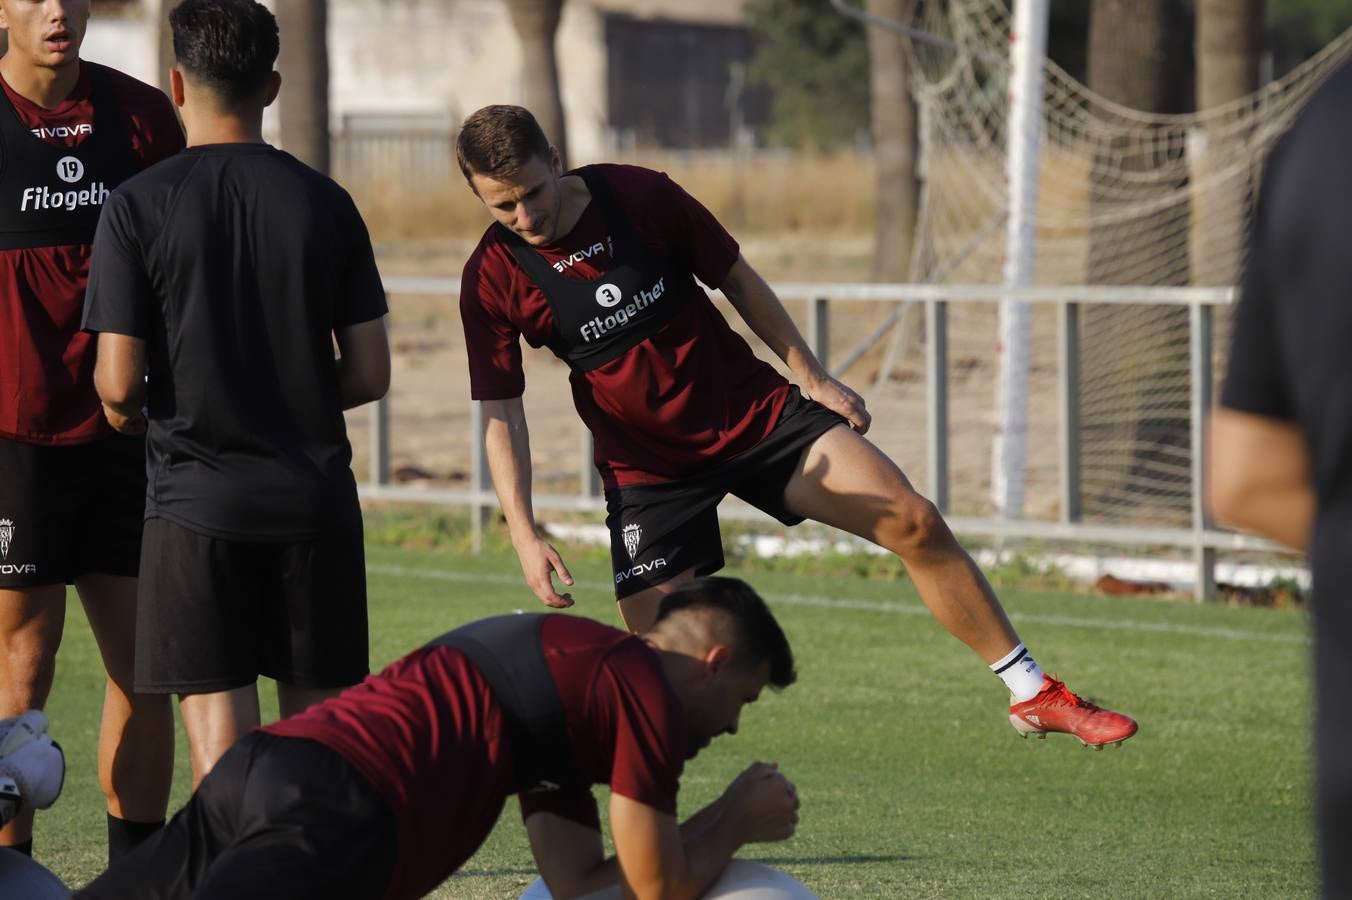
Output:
top-left (586, 162), bottom-right (677, 197)
top-left (87, 63), bottom-right (174, 116)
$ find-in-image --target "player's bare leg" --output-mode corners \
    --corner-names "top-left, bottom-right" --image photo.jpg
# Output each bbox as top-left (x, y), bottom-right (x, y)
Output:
top-left (0, 584), bottom-right (64, 847)
top-left (783, 425), bottom-right (1019, 663)
top-left (783, 424), bottom-right (1137, 747)
top-left (179, 686), bottom-right (261, 787)
top-left (277, 682), bottom-right (346, 719)
top-left (76, 574), bottom-right (174, 823)
top-left (616, 567), bottom-right (697, 634)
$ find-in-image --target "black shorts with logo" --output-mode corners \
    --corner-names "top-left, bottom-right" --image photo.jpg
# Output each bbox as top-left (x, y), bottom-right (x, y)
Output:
top-left (135, 512), bottom-right (370, 694)
top-left (605, 386), bottom-right (846, 599)
top-left (75, 731), bottom-right (397, 900)
top-left (0, 433), bottom-right (146, 588)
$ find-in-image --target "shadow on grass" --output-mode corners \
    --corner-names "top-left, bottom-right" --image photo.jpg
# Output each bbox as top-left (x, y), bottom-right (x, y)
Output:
top-left (454, 854), bottom-right (922, 879)
top-left (743, 854), bottom-right (923, 866)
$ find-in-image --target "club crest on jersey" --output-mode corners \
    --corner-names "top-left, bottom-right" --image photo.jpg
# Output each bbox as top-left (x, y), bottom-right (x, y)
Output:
top-left (0, 519), bottom-right (12, 560)
top-left (622, 523), bottom-right (641, 560)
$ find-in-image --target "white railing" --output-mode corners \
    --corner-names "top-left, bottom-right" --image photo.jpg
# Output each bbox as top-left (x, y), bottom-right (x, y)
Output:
top-left (361, 277), bottom-right (1285, 601)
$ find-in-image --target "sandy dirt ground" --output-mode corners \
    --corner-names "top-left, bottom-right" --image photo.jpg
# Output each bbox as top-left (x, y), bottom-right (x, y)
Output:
top-left (349, 233), bottom-right (1077, 523)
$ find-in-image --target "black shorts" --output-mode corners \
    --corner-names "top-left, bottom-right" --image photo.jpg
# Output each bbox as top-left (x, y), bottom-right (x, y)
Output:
top-left (0, 434), bottom-right (146, 588)
top-left (606, 386), bottom-right (846, 599)
top-left (135, 514), bottom-right (370, 694)
top-left (75, 731), bottom-right (397, 900)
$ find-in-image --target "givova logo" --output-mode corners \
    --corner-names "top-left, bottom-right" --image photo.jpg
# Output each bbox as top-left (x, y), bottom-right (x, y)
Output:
top-left (18, 155), bottom-right (109, 212)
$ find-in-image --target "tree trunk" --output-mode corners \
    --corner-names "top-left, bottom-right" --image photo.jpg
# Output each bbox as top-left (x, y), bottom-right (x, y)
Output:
top-left (1191, 0), bottom-right (1261, 286)
top-left (504, 0), bottom-right (568, 167)
top-left (277, 0), bottom-right (330, 174)
top-left (862, 0), bottom-right (922, 374)
top-left (155, 0), bottom-right (176, 97)
top-left (866, 0), bottom-right (918, 283)
top-left (1082, 0), bottom-right (1190, 525)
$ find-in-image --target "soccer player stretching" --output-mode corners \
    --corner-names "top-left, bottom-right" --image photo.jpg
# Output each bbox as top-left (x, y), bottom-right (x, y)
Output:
top-left (457, 105), bottom-right (1138, 748)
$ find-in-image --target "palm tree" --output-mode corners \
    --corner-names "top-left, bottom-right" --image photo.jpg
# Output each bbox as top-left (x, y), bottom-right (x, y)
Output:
top-left (866, 0), bottom-right (918, 284)
top-left (155, 0), bottom-right (175, 97)
top-left (1192, 0), bottom-right (1262, 286)
top-left (276, 0), bottom-right (331, 174)
top-left (1081, 0), bottom-right (1191, 523)
top-left (504, 0), bottom-right (569, 166)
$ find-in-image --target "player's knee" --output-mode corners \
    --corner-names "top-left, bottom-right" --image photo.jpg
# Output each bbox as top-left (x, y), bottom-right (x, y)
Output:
top-left (1, 643), bottom-right (57, 707)
top-left (880, 496), bottom-right (950, 556)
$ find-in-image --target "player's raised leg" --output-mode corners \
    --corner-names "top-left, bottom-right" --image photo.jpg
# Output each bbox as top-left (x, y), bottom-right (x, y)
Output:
top-left (783, 424), bottom-right (1138, 748)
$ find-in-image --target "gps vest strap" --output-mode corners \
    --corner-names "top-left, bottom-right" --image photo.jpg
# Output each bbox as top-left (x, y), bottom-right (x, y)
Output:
top-left (428, 614), bottom-right (581, 795)
top-left (498, 165), bottom-right (698, 372)
top-left (0, 62), bottom-right (139, 251)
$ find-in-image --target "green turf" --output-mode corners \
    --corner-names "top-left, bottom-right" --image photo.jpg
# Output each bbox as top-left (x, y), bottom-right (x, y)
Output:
top-left (38, 543), bottom-right (1314, 898)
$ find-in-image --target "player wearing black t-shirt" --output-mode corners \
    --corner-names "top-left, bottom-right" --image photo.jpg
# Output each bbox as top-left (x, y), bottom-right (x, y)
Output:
top-left (1209, 60), bottom-right (1352, 899)
top-left (82, 0), bottom-right (389, 784)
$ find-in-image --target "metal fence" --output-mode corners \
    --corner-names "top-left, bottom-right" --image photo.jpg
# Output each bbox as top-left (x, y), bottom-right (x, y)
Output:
top-left (358, 278), bottom-right (1285, 601)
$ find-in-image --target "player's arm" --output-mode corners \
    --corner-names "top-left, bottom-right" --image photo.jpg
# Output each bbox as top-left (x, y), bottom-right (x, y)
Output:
top-left (93, 333), bottom-right (148, 435)
top-left (1207, 407), bottom-right (1313, 552)
top-left (608, 765), bottom-right (799, 900)
top-left (482, 396), bottom-right (575, 608)
top-left (527, 764), bottom-right (797, 900)
top-left (718, 255), bottom-right (870, 433)
top-left (335, 318), bottom-right (391, 409)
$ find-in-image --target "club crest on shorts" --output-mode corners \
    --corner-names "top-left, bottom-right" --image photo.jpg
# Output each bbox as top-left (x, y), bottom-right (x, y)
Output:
top-left (0, 520), bottom-right (12, 560)
top-left (622, 523), bottom-right (641, 560)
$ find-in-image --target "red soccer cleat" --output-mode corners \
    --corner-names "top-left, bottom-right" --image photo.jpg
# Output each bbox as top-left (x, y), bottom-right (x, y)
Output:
top-left (1008, 676), bottom-right (1138, 749)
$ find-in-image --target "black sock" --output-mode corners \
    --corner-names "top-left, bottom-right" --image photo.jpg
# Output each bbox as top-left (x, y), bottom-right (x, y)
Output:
top-left (107, 813), bottom-right (164, 863)
top-left (3, 838), bottom-right (33, 856)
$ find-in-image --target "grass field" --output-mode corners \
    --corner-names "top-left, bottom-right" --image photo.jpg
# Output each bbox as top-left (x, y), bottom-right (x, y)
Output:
top-left (35, 539), bottom-right (1314, 898)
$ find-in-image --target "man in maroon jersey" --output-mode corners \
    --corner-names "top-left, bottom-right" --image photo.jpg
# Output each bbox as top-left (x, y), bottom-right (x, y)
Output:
top-left (457, 105), bottom-right (1138, 750)
top-left (75, 577), bottom-right (802, 900)
top-left (0, 0), bottom-right (183, 860)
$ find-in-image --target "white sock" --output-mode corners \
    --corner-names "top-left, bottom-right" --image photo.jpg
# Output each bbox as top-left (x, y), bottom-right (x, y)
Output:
top-left (991, 643), bottom-right (1046, 702)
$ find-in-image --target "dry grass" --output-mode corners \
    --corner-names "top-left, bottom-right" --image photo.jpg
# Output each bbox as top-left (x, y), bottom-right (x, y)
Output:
top-left (349, 149), bottom-right (879, 245)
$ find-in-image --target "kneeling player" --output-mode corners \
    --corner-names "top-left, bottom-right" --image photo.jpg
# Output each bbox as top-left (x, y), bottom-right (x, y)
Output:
top-left (76, 577), bottom-right (801, 900)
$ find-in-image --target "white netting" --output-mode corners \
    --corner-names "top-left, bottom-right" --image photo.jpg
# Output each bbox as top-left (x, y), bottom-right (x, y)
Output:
top-left (865, 1), bottom-right (1352, 526)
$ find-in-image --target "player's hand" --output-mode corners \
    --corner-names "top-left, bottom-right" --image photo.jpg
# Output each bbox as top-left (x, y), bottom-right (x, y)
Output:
top-left (723, 761), bottom-right (799, 844)
top-left (514, 535), bottom-right (576, 609)
top-left (102, 403), bottom-right (147, 436)
top-left (802, 373), bottom-right (870, 434)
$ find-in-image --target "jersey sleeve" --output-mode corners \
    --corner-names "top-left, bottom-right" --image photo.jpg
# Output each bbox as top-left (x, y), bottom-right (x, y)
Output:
top-left (333, 194), bottom-right (388, 328)
top-left (460, 241), bottom-right (526, 401)
top-left (114, 73), bottom-right (186, 170)
top-left (1219, 147), bottom-right (1294, 421)
top-left (649, 171), bottom-right (741, 289)
top-left (597, 639), bottom-right (686, 815)
top-left (82, 191), bottom-right (153, 337)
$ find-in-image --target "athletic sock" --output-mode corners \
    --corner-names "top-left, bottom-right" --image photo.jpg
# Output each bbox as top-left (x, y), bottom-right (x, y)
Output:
top-left (990, 642), bottom-right (1046, 702)
top-left (3, 838), bottom-right (33, 856)
top-left (108, 813), bottom-right (164, 863)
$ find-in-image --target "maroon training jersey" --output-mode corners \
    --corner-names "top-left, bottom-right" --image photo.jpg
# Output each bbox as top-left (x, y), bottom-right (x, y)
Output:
top-left (263, 615), bottom-right (689, 900)
top-left (460, 164), bottom-right (791, 489)
top-left (0, 63), bottom-right (184, 445)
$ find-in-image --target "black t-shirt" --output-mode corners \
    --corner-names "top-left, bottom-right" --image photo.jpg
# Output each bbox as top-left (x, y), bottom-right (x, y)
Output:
top-left (82, 143), bottom-right (387, 540)
top-left (1220, 60), bottom-right (1352, 895)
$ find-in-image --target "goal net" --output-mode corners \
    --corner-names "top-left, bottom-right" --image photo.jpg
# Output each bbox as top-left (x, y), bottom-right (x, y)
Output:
top-left (869, 0), bottom-right (1352, 527)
